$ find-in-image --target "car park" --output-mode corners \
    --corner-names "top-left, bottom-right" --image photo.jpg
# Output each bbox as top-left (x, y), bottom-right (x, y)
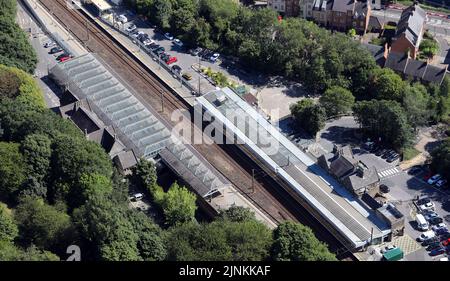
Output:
top-left (56, 53), bottom-right (69, 60)
top-left (418, 198), bottom-right (432, 206)
top-left (375, 148), bottom-right (387, 157)
top-left (149, 44), bottom-right (160, 50)
top-left (173, 39), bottom-right (183, 47)
top-left (429, 247), bottom-right (446, 256)
top-left (432, 223), bottom-right (448, 232)
top-left (164, 32), bottom-right (174, 40)
top-left (387, 153), bottom-right (400, 163)
top-left (436, 229), bottom-right (450, 236)
top-left (428, 174), bottom-right (442, 185)
top-left (443, 238), bottom-right (450, 246)
top-left (416, 214), bottom-right (429, 231)
top-left (125, 24), bottom-right (137, 32)
top-left (423, 171), bottom-right (433, 181)
top-left (440, 233), bottom-right (450, 241)
top-left (131, 30), bottom-right (143, 38)
top-left (143, 39), bottom-right (154, 46)
top-left (381, 149), bottom-right (395, 159)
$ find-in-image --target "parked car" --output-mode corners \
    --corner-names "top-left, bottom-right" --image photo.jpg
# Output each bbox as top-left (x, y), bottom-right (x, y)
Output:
top-left (387, 153), bottom-right (400, 163)
top-left (138, 33), bottom-right (149, 42)
top-left (149, 44), bottom-right (160, 50)
top-left (165, 56), bottom-right (177, 65)
top-left (430, 217), bottom-right (444, 225)
top-left (440, 233), bottom-right (450, 241)
top-left (443, 238), bottom-right (450, 246)
top-left (44, 41), bottom-right (56, 48)
top-left (164, 32), bottom-right (174, 40)
top-left (116, 14), bottom-right (128, 23)
top-left (56, 53), bottom-right (69, 60)
top-left (131, 193), bottom-right (143, 201)
top-left (182, 72), bottom-right (192, 80)
top-left (131, 30), bottom-right (143, 38)
top-left (143, 39), bottom-right (154, 46)
top-left (59, 56), bottom-right (71, 62)
top-left (171, 65), bottom-right (182, 74)
top-left (408, 166), bottom-right (423, 175)
top-left (381, 149), bottom-right (395, 159)
top-left (435, 179), bottom-right (447, 188)
top-left (49, 47), bottom-right (63, 54)
top-left (426, 242), bottom-right (442, 251)
top-left (190, 47), bottom-right (203, 56)
top-left (125, 24), bottom-right (136, 32)
top-left (421, 237), bottom-right (439, 246)
top-left (419, 202), bottom-right (435, 212)
top-left (418, 198), bottom-right (432, 206)
top-left (423, 171), bottom-right (434, 181)
top-left (436, 228), bottom-right (450, 236)
top-left (209, 53), bottom-right (220, 62)
top-left (380, 184), bottom-right (390, 193)
top-left (417, 230), bottom-right (436, 242)
top-left (432, 223), bottom-right (448, 232)
top-left (375, 148), bottom-right (387, 157)
top-left (173, 38), bottom-right (183, 47)
top-left (428, 174), bottom-right (442, 185)
top-left (380, 245), bottom-right (397, 253)
top-left (429, 247), bottom-right (446, 256)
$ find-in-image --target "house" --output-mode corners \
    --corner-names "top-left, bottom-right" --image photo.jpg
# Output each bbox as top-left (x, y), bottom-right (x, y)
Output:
top-left (376, 203), bottom-right (405, 239)
top-left (328, 0), bottom-right (357, 32)
top-left (318, 145), bottom-right (380, 196)
top-left (267, 0), bottom-right (300, 16)
top-left (390, 3), bottom-right (426, 59)
top-left (352, 0), bottom-right (371, 34)
top-left (312, 0), bottom-right (331, 26)
top-left (299, 0), bottom-right (315, 18)
top-left (385, 51), bottom-right (448, 85)
top-left (361, 42), bottom-right (388, 66)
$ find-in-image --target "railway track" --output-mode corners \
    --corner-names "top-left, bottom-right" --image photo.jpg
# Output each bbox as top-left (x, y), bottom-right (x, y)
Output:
top-left (36, 0), bottom-right (356, 259)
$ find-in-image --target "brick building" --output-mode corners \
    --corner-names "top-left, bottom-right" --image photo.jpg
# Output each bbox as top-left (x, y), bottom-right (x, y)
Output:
top-left (267, 0), bottom-right (300, 16)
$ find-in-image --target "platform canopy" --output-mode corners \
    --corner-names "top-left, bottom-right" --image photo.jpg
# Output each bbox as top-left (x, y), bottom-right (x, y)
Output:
top-left (86, 0), bottom-right (112, 13)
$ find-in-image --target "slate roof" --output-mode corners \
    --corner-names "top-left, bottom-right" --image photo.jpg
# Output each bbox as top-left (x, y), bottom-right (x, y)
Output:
top-left (361, 43), bottom-right (386, 66)
top-left (394, 3), bottom-right (426, 47)
top-left (385, 52), bottom-right (408, 73)
top-left (331, 0), bottom-right (355, 12)
top-left (342, 164), bottom-right (379, 192)
top-left (354, 1), bottom-right (369, 19)
top-left (404, 59), bottom-right (427, 79)
top-left (423, 64), bottom-right (448, 84)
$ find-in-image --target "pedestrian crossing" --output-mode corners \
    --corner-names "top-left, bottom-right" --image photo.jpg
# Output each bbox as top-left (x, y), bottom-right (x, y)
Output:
top-left (378, 167), bottom-right (401, 179)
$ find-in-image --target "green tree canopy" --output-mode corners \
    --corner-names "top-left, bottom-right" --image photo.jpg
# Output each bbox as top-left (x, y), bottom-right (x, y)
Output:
top-left (0, 203), bottom-right (18, 242)
top-left (160, 182), bottom-right (197, 226)
top-left (271, 221), bottom-right (336, 261)
top-left (430, 138), bottom-right (450, 181)
top-left (0, 142), bottom-right (26, 202)
top-left (319, 86), bottom-right (355, 117)
top-left (218, 206), bottom-right (257, 223)
top-left (368, 67), bottom-right (405, 101)
top-left (290, 99), bottom-right (326, 136)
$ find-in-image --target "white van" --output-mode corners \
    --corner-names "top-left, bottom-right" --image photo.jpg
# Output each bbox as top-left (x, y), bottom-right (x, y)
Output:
top-left (416, 214), bottom-right (429, 231)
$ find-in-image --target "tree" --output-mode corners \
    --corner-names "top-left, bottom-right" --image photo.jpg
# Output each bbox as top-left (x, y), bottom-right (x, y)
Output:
top-left (368, 67), bottom-right (405, 101)
top-left (151, 0), bottom-right (173, 29)
top-left (271, 221), bottom-right (336, 261)
top-left (0, 240), bottom-right (59, 261)
top-left (353, 99), bottom-right (413, 150)
top-left (73, 194), bottom-right (141, 261)
top-left (218, 206), bottom-right (256, 223)
top-left (0, 8), bottom-right (38, 73)
top-left (402, 83), bottom-right (431, 129)
top-left (68, 173), bottom-right (113, 209)
top-left (20, 133), bottom-right (52, 184)
top-left (160, 182), bottom-right (197, 226)
top-left (290, 99), bottom-right (326, 136)
top-left (0, 142), bottom-right (26, 202)
top-left (319, 86), bottom-right (355, 117)
top-left (14, 196), bottom-right (74, 251)
top-left (127, 210), bottom-right (166, 261)
top-left (430, 138), bottom-right (450, 181)
top-left (0, 203), bottom-right (18, 242)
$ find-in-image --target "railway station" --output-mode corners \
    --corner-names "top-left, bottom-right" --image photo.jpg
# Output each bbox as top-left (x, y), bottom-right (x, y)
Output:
top-left (195, 87), bottom-right (393, 251)
top-left (49, 53), bottom-right (230, 204)
top-left (81, 0), bottom-right (113, 17)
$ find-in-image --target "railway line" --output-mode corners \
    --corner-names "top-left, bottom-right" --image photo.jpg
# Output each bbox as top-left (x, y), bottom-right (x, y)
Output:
top-left (36, 0), bottom-right (356, 259)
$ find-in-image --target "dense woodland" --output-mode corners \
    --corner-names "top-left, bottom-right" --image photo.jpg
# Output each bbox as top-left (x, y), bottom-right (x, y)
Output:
top-left (0, 0), bottom-right (337, 261)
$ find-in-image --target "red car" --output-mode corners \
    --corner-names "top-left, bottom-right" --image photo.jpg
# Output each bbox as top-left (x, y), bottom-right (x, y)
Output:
top-left (443, 238), bottom-right (450, 246)
top-left (165, 56), bottom-right (177, 65)
top-left (58, 56), bottom-right (71, 62)
top-left (423, 172), bottom-right (433, 181)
